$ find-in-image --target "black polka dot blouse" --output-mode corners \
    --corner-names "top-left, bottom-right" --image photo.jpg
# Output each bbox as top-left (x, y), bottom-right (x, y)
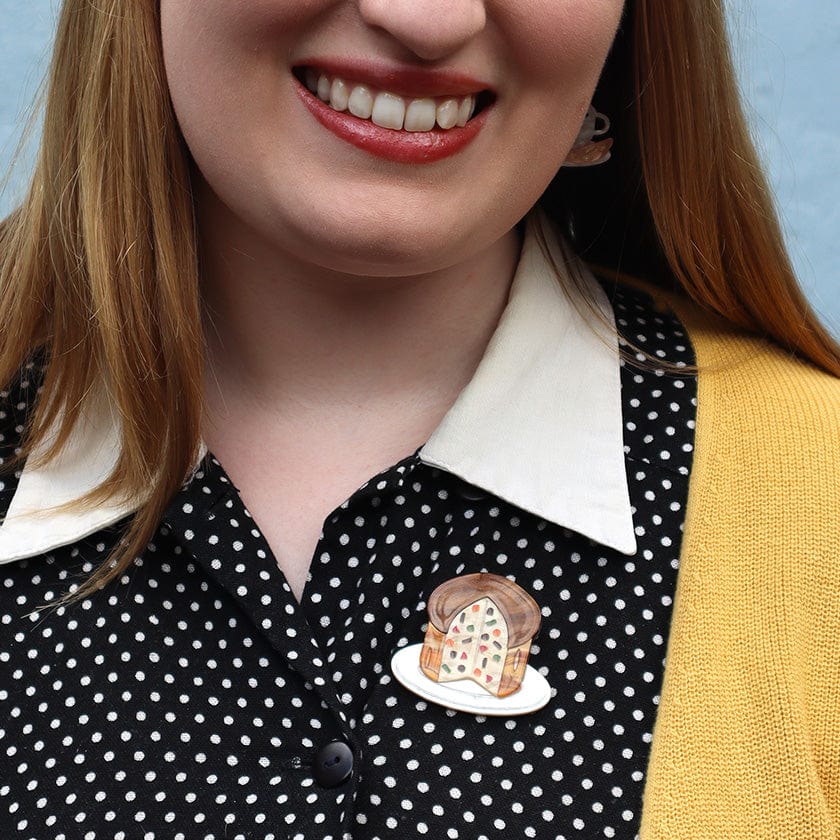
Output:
top-left (0, 276), bottom-right (696, 839)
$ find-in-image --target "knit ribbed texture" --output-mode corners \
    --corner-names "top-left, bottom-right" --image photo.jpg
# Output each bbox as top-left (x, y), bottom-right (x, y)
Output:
top-left (640, 294), bottom-right (840, 838)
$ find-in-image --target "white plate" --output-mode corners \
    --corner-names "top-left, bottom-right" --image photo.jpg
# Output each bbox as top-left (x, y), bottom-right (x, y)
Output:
top-left (390, 644), bottom-right (552, 716)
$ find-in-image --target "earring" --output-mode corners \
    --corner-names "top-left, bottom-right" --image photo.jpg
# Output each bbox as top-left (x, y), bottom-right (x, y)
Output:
top-left (563, 106), bottom-right (613, 167)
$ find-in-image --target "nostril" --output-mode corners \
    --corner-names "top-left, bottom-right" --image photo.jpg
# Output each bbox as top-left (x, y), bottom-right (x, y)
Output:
top-left (357, 0), bottom-right (487, 63)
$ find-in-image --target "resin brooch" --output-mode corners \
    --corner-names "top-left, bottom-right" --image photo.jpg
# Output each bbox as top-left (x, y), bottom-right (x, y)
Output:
top-left (391, 572), bottom-right (552, 715)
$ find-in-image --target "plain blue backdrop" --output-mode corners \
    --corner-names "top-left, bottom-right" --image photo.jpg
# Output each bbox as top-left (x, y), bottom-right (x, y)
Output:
top-left (1, 1), bottom-right (837, 333)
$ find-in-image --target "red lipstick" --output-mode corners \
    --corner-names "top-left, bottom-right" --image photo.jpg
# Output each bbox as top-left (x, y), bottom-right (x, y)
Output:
top-left (293, 60), bottom-right (493, 165)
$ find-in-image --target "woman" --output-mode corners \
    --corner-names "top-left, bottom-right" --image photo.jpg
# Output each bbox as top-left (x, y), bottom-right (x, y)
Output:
top-left (1, 0), bottom-right (838, 837)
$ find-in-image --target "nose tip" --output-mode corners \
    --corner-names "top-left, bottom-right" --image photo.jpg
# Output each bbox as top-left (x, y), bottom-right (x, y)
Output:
top-left (358, 0), bottom-right (487, 61)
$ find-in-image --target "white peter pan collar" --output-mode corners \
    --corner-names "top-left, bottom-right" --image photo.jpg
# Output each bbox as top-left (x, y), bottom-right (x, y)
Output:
top-left (0, 212), bottom-right (636, 565)
top-left (420, 212), bottom-right (635, 554)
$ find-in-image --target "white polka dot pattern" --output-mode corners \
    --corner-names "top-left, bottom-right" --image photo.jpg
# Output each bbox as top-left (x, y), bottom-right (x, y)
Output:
top-left (0, 286), bottom-right (696, 838)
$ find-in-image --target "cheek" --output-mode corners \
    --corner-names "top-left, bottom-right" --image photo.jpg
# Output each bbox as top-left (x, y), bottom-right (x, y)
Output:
top-left (502, 1), bottom-right (625, 151)
top-left (501, 0), bottom-right (625, 88)
top-left (159, 0), bottom-right (284, 103)
top-left (484, 2), bottom-right (624, 210)
top-left (159, 1), bottom-right (280, 171)
top-left (159, 1), bottom-right (226, 123)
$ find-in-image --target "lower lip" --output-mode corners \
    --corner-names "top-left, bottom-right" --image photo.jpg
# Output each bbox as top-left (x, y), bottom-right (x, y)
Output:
top-left (295, 83), bottom-right (489, 164)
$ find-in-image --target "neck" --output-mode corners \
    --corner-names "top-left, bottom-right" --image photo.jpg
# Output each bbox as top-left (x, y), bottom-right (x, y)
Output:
top-left (200, 205), bottom-right (521, 422)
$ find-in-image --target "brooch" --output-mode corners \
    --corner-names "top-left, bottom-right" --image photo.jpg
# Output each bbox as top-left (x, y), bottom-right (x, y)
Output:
top-left (391, 572), bottom-right (552, 715)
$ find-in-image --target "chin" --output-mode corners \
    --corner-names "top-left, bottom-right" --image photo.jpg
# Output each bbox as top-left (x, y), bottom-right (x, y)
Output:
top-left (286, 210), bottom-right (476, 278)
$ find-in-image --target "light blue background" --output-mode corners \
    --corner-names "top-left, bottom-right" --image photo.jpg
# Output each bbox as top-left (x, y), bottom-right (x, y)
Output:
top-left (1, 1), bottom-right (838, 333)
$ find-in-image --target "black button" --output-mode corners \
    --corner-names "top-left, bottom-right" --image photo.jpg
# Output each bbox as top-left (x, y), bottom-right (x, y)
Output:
top-left (313, 741), bottom-right (354, 788)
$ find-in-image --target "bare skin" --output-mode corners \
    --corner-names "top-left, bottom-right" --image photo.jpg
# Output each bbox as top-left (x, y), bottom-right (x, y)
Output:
top-left (175, 0), bottom-right (624, 600)
top-left (201, 195), bottom-right (519, 601)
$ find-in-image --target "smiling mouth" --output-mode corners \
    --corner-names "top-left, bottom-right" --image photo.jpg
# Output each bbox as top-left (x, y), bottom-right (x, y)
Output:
top-left (293, 67), bottom-right (494, 133)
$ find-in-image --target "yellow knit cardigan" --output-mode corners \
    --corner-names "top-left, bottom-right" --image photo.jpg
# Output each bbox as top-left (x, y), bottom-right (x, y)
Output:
top-left (639, 294), bottom-right (840, 838)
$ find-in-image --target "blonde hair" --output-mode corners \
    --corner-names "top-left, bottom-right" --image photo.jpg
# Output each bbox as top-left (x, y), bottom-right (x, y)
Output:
top-left (0, 1), bottom-right (202, 594)
top-left (2, 0), bottom-right (839, 597)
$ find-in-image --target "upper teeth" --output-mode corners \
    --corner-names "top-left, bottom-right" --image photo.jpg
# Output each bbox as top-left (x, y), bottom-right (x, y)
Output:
top-left (304, 69), bottom-right (476, 132)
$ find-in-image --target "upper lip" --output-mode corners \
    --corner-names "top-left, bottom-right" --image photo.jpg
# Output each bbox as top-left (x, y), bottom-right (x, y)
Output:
top-left (293, 57), bottom-right (494, 99)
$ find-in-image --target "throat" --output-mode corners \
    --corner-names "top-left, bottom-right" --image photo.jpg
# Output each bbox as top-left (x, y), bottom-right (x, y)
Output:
top-left (201, 399), bottom-right (437, 603)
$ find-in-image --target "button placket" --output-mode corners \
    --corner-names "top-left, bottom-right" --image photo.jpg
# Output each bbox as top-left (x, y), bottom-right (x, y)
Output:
top-left (164, 472), bottom-right (368, 836)
top-left (162, 467), bottom-right (339, 707)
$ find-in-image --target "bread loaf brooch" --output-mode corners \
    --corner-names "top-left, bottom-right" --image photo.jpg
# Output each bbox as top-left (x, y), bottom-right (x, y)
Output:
top-left (419, 572), bottom-right (541, 697)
